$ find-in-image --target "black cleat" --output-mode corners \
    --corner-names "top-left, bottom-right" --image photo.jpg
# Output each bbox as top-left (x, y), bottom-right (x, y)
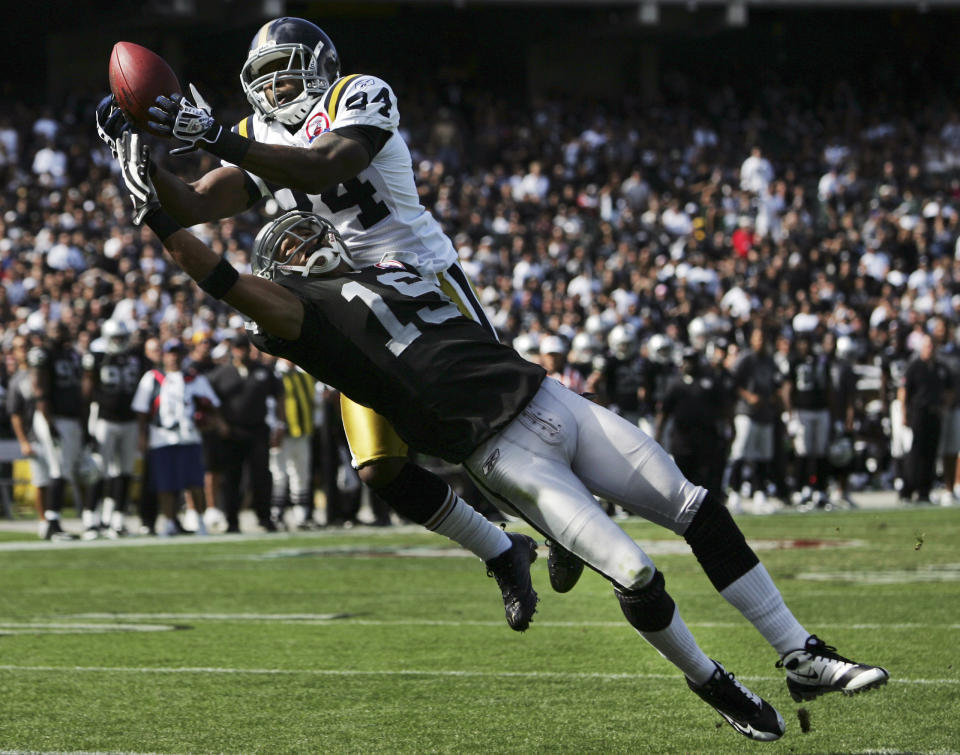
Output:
top-left (546, 539), bottom-right (585, 593)
top-left (777, 635), bottom-right (889, 702)
top-left (687, 661), bottom-right (785, 741)
top-left (43, 519), bottom-right (77, 541)
top-left (485, 532), bottom-right (539, 632)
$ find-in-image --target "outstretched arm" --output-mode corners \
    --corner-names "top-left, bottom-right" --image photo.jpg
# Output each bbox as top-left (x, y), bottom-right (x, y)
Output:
top-left (152, 164), bottom-right (255, 226)
top-left (228, 130), bottom-right (369, 194)
top-left (148, 93), bottom-right (370, 194)
top-left (116, 131), bottom-right (304, 341)
top-left (154, 225), bottom-right (304, 341)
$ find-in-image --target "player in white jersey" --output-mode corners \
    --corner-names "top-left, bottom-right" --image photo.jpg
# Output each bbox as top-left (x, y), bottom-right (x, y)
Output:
top-left (95, 17), bottom-right (535, 632)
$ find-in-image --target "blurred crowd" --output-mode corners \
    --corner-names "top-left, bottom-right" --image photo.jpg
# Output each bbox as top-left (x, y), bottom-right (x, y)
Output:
top-left (3, 69), bottom-right (960, 536)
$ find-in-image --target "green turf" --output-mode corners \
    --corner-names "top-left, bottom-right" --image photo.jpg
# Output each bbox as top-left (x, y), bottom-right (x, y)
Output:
top-left (0, 507), bottom-right (958, 753)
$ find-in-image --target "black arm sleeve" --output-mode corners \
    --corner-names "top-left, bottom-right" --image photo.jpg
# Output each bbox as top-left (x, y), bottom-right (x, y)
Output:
top-left (332, 125), bottom-right (392, 161)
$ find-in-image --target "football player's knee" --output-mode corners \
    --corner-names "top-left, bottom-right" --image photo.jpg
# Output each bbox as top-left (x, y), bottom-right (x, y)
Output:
top-left (614, 569), bottom-right (676, 633)
top-left (357, 457), bottom-right (408, 490)
top-left (683, 490), bottom-right (759, 592)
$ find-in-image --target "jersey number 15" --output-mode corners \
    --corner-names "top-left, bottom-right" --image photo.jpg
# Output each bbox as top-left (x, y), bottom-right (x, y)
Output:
top-left (341, 272), bottom-right (460, 357)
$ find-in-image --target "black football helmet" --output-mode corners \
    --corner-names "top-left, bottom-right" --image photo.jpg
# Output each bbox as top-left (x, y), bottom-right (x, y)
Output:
top-left (252, 210), bottom-right (350, 280)
top-left (241, 17), bottom-right (340, 126)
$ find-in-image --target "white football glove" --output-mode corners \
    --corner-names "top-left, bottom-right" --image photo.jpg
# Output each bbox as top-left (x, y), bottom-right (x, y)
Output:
top-left (118, 131), bottom-right (160, 225)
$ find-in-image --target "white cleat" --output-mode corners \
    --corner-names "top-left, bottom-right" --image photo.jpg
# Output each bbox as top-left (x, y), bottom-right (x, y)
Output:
top-left (777, 635), bottom-right (889, 702)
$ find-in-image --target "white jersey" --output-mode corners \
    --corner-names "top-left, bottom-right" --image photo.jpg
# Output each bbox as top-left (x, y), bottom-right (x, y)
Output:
top-left (232, 74), bottom-right (457, 274)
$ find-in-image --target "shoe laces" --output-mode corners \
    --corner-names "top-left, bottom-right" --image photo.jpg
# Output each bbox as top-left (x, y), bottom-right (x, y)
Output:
top-left (722, 669), bottom-right (761, 706)
top-left (776, 635), bottom-right (852, 668)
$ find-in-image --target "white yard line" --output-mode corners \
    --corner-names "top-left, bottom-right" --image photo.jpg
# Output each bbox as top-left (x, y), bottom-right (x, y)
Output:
top-left (0, 663), bottom-right (955, 686)
top-left (65, 613), bottom-right (960, 630)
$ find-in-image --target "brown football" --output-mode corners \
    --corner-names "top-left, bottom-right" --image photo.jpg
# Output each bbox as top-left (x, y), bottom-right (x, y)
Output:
top-left (108, 41), bottom-right (181, 136)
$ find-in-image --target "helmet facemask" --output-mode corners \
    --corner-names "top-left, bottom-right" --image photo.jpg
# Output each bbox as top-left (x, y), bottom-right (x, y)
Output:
top-left (241, 42), bottom-right (334, 125)
top-left (253, 211), bottom-right (350, 281)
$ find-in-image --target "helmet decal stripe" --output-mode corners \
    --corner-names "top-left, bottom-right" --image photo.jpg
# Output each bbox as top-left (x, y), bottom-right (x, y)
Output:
top-left (326, 74), bottom-right (361, 123)
top-left (257, 21), bottom-right (272, 49)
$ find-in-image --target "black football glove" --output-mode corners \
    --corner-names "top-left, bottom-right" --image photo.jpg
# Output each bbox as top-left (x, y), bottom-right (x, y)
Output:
top-left (94, 94), bottom-right (131, 158)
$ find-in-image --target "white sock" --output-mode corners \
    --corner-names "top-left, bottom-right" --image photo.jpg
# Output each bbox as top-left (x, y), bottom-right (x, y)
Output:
top-left (82, 509), bottom-right (99, 529)
top-left (640, 606), bottom-right (717, 685)
top-left (424, 489), bottom-right (511, 561)
top-left (101, 496), bottom-right (116, 524)
top-left (44, 510), bottom-right (60, 521)
top-left (720, 563), bottom-right (810, 655)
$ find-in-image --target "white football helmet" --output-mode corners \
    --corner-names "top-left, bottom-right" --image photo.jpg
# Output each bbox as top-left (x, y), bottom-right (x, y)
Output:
top-left (688, 316), bottom-right (709, 350)
top-left (835, 335), bottom-right (859, 361)
top-left (569, 332), bottom-right (603, 365)
top-left (512, 333), bottom-right (541, 363)
top-left (608, 323), bottom-right (638, 361)
top-left (252, 211), bottom-right (350, 280)
top-left (646, 333), bottom-right (675, 364)
top-left (102, 319), bottom-right (131, 354)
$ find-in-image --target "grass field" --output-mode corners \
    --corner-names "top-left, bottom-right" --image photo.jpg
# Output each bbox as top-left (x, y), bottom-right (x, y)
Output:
top-left (0, 506), bottom-right (958, 754)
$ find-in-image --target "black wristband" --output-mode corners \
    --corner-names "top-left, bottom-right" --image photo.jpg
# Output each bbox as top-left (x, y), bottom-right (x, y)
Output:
top-left (205, 129), bottom-right (252, 165)
top-left (144, 209), bottom-right (182, 241)
top-left (197, 257), bottom-right (240, 300)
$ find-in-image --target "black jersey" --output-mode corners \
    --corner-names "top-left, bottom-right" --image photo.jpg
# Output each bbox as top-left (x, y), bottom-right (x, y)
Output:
top-left (249, 261), bottom-right (545, 463)
top-left (602, 356), bottom-right (643, 414)
top-left (208, 361), bottom-right (280, 430)
top-left (788, 354), bottom-right (831, 411)
top-left (83, 350), bottom-right (145, 422)
top-left (37, 346), bottom-right (83, 419)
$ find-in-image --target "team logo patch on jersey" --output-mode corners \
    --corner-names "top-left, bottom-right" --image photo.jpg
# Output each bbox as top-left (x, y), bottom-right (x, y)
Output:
top-left (354, 77), bottom-right (375, 89)
top-left (305, 111), bottom-right (331, 143)
top-left (375, 260), bottom-right (406, 270)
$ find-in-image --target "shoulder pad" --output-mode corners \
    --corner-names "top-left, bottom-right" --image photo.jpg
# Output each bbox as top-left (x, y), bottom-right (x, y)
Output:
top-left (322, 74), bottom-right (398, 129)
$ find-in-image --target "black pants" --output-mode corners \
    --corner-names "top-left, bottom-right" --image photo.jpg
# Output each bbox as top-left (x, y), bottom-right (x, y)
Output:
top-left (218, 426), bottom-right (272, 529)
top-left (905, 410), bottom-right (941, 500)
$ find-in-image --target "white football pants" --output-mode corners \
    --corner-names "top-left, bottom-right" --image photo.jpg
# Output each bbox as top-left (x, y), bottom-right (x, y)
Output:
top-left (466, 378), bottom-right (705, 590)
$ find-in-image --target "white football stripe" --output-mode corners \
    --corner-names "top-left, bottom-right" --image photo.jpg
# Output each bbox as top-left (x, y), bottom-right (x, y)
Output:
top-left (67, 613), bottom-right (960, 630)
top-left (0, 664), bottom-right (953, 686)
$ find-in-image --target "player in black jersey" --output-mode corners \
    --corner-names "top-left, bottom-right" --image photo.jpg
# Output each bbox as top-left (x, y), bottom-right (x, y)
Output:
top-left (782, 334), bottom-right (833, 508)
top-left (82, 320), bottom-right (145, 536)
top-left (113, 131), bottom-right (889, 739)
top-left (33, 321), bottom-right (85, 533)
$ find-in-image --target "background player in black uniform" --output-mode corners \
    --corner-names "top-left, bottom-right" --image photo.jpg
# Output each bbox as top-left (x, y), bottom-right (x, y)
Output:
top-left (82, 320), bottom-right (145, 536)
top-left (33, 321), bottom-right (86, 528)
top-left (782, 334), bottom-right (833, 508)
top-left (657, 348), bottom-right (726, 496)
top-left (6, 335), bottom-right (70, 539)
top-left (114, 132), bottom-right (888, 741)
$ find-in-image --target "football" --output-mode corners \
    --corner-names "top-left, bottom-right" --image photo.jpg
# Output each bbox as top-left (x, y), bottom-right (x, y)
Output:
top-left (108, 41), bottom-right (181, 135)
